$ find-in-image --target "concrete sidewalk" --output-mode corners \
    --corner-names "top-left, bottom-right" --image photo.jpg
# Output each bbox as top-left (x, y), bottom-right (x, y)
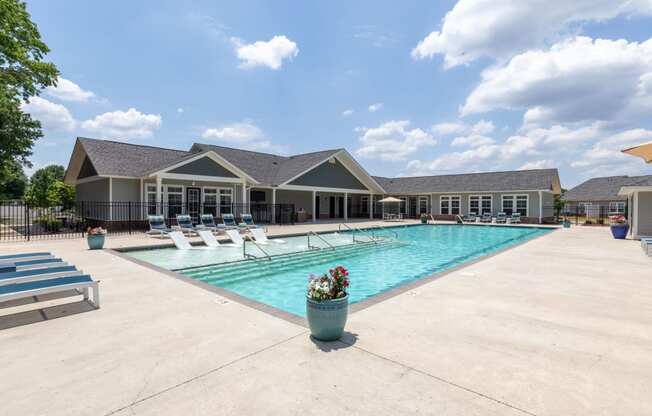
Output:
top-left (0, 226), bottom-right (650, 415)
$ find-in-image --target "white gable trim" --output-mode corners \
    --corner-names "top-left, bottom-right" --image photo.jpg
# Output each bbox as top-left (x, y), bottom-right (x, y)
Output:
top-left (279, 150), bottom-right (385, 193)
top-left (148, 151), bottom-right (259, 184)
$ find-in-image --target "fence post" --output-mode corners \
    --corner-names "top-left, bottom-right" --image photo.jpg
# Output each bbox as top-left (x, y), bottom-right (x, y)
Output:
top-left (25, 201), bottom-right (30, 241)
top-left (81, 201), bottom-right (85, 237)
top-left (128, 201), bottom-right (132, 234)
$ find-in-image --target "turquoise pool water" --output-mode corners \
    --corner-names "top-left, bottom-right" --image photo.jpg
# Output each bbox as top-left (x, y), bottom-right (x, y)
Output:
top-left (126, 225), bottom-right (552, 317)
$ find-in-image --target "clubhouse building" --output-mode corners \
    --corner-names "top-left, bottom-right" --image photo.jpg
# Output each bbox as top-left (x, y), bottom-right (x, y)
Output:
top-left (64, 137), bottom-right (562, 224)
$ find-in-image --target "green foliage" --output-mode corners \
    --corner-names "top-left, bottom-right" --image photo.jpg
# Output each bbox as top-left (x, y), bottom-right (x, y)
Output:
top-left (554, 188), bottom-right (567, 214)
top-left (35, 216), bottom-right (61, 232)
top-left (0, 0), bottom-right (59, 170)
top-left (0, 159), bottom-right (27, 199)
top-left (25, 164), bottom-right (74, 206)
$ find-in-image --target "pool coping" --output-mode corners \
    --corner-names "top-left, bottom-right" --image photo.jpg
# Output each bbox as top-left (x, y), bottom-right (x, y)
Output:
top-left (106, 224), bottom-right (557, 328)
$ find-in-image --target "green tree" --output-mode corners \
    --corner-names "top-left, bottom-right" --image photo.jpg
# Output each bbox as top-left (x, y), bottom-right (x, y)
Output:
top-left (0, 0), bottom-right (59, 170)
top-left (0, 159), bottom-right (27, 199)
top-left (25, 164), bottom-right (73, 206)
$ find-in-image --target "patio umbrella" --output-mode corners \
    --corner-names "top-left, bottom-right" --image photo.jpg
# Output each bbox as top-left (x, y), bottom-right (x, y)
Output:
top-left (378, 197), bottom-right (402, 218)
top-left (622, 141), bottom-right (652, 163)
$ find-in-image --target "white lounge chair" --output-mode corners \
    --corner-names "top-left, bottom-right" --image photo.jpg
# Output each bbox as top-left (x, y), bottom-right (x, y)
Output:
top-left (147, 215), bottom-right (172, 238)
top-left (176, 214), bottom-right (197, 235)
top-left (0, 274), bottom-right (99, 308)
top-left (197, 230), bottom-right (238, 248)
top-left (249, 228), bottom-right (286, 244)
top-left (225, 229), bottom-right (245, 246)
top-left (240, 214), bottom-right (263, 229)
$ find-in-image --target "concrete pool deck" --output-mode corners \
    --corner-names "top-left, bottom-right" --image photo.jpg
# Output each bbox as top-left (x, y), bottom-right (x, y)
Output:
top-left (0, 224), bottom-right (650, 415)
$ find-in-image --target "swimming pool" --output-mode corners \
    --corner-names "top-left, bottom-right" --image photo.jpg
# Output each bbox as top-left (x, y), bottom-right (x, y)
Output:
top-left (125, 225), bottom-right (553, 317)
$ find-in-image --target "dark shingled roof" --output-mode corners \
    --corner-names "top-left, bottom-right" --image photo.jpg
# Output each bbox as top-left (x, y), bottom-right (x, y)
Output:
top-left (190, 143), bottom-right (341, 185)
top-left (78, 138), bottom-right (190, 177)
top-left (564, 175), bottom-right (652, 202)
top-left (373, 169), bottom-right (559, 194)
top-left (74, 138), bottom-right (561, 194)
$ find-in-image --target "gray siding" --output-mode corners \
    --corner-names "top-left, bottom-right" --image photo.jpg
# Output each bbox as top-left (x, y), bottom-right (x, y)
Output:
top-left (430, 191), bottom-right (544, 219)
top-left (276, 190), bottom-right (313, 215)
top-left (169, 157), bottom-right (237, 177)
top-left (112, 178), bottom-right (140, 202)
top-left (637, 192), bottom-right (652, 237)
top-left (289, 159), bottom-right (367, 190)
top-left (76, 178), bottom-right (109, 202)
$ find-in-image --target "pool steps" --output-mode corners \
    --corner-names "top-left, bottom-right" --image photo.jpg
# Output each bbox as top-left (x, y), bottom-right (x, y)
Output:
top-left (183, 239), bottom-right (406, 284)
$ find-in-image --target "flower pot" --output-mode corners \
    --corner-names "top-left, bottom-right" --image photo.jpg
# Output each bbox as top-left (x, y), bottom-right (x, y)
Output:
top-left (563, 220), bottom-right (571, 228)
top-left (87, 234), bottom-right (106, 250)
top-left (610, 224), bottom-right (629, 239)
top-left (306, 295), bottom-right (349, 341)
top-left (420, 217), bottom-right (427, 224)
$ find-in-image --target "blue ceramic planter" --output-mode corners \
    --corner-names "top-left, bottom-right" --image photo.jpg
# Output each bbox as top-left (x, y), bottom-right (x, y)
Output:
top-left (87, 234), bottom-right (106, 250)
top-left (610, 224), bottom-right (629, 239)
top-left (306, 295), bottom-right (348, 341)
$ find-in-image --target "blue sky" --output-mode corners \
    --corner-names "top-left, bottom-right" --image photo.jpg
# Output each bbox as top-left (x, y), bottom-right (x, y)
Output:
top-left (23, 0), bottom-right (652, 187)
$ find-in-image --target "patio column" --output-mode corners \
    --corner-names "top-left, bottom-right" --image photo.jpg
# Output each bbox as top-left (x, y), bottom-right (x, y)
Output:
top-left (241, 180), bottom-right (247, 213)
top-left (538, 190), bottom-right (543, 224)
top-left (271, 188), bottom-right (276, 224)
top-left (109, 177), bottom-right (113, 221)
top-left (156, 175), bottom-right (162, 215)
top-left (369, 193), bottom-right (373, 219)
top-left (312, 190), bottom-right (316, 222)
top-left (344, 192), bottom-right (348, 221)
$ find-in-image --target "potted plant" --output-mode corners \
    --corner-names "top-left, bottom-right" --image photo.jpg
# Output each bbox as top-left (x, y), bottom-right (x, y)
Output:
top-left (86, 226), bottom-right (106, 249)
top-left (609, 215), bottom-right (629, 239)
top-left (562, 216), bottom-right (571, 228)
top-left (306, 265), bottom-right (349, 341)
top-left (420, 213), bottom-right (428, 224)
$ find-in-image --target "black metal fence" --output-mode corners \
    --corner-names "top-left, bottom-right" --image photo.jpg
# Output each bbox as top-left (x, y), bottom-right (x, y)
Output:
top-left (0, 201), bottom-right (295, 241)
top-left (561, 203), bottom-right (627, 225)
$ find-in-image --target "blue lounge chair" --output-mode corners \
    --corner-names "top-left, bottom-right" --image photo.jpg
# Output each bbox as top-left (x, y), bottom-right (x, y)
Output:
top-left (510, 213), bottom-right (522, 224)
top-left (480, 213), bottom-right (492, 223)
top-left (0, 257), bottom-right (64, 273)
top-left (176, 214), bottom-right (197, 235)
top-left (240, 213), bottom-right (262, 229)
top-left (496, 212), bottom-right (507, 223)
top-left (0, 252), bottom-right (51, 261)
top-left (199, 214), bottom-right (219, 232)
top-left (0, 265), bottom-right (81, 286)
top-left (147, 215), bottom-right (172, 238)
top-left (462, 214), bottom-right (477, 223)
top-left (0, 274), bottom-right (100, 308)
top-left (222, 213), bottom-right (238, 229)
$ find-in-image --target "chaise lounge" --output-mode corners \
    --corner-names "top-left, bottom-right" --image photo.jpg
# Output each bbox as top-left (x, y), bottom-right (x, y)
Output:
top-left (147, 215), bottom-right (172, 238)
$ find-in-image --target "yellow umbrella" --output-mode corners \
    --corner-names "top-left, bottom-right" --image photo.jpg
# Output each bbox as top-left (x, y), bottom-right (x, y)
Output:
top-left (622, 141), bottom-right (652, 163)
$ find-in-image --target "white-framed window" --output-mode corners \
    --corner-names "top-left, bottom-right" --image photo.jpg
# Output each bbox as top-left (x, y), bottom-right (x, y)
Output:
top-left (440, 195), bottom-right (460, 215)
top-left (202, 187), bottom-right (218, 216)
top-left (361, 196), bottom-right (369, 214)
top-left (219, 188), bottom-right (233, 214)
top-left (165, 185), bottom-right (184, 218)
top-left (399, 197), bottom-right (407, 214)
top-left (469, 195), bottom-right (492, 215)
top-left (609, 201), bottom-right (625, 214)
top-left (419, 196), bottom-right (428, 214)
top-left (502, 194), bottom-right (528, 216)
top-left (145, 184), bottom-right (159, 215)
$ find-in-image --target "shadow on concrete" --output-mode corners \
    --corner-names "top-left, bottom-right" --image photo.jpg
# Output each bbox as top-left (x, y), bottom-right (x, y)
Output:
top-left (310, 331), bottom-right (358, 352)
top-left (0, 297), bottom-right (96, 330)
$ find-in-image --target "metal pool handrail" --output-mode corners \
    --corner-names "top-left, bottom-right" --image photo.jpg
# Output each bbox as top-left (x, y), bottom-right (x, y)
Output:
top-left (365, 224), bottom-right (399, 239)
top-left (307, 231), bottom-right (335, 250)
top-left (338, 223), bottom-right (379, 244)
top-left (243, 238), bottom-right (271, 261)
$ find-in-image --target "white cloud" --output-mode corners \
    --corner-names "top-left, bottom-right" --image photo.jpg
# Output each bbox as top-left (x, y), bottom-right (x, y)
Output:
top-left (518, 160), bottom-right (556, 170)
top-left (21, 96), bottom-right (77, 131)
top-left (353, 26), bottom-right (400, 48)
top-left (201, 122), bottom-right (284, 152)
top-left (451, 135), bottom-right (495, 147)
top-left (45, 77), bottom-right (96, 102)
top-left (355, 120), bottom-right (437, 161)
top-left (461, 37), bottom-right (652, 126)
top-left (202, 122), bottom-right (264, 142)
top-left (231, 35), bottom-right (298, 70)
top-left (411, 0), bottom-right (652, 68)
top-left (81, 108), bottom-right (161, 139)
top-left (177, 107), bottom-right (184, 114)
top-left (368, 103), bottom-right (383, 112)
top-left (341, 109), bottom-right (354, 117)
top-left (432, 120), bottom-right (495, 136)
